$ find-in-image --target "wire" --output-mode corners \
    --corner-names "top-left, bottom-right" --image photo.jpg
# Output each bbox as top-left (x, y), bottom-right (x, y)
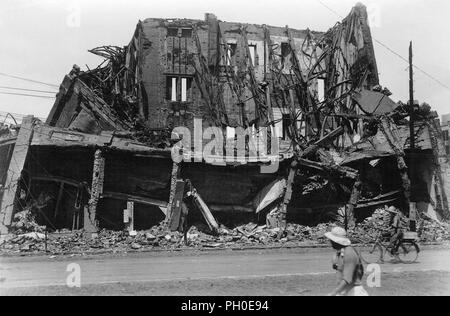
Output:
top-left (0, 111), bottom-right (47, 122)
top-left (315, 0), bottom-right (450, 92)
top-left (0, 72), bottom-right (59, 88)
top-left (0, 86), bottom-right (57, 94)
top-left (316, 0), bottom-right (344, 19)
top-left (0, 91), bottom-right (56, 99)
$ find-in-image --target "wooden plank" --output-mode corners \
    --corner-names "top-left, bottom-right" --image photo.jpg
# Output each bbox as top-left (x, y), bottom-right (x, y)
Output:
top-left (279, 160), bottom-right (299, 228)
top-left (169, 180), bottom-right (186, 231)
top-left (345, 177), bottom-right (361, 229)
top-left (0, 116), bottom-right (34, 234)
top-left (192, 190), bottom-right (219, 234)
top-left (297, 158), bottom-right (359, 179)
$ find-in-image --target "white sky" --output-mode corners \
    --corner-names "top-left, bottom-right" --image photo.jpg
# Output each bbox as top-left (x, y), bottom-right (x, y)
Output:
top-left (0, 0), bottom-right (449, 121)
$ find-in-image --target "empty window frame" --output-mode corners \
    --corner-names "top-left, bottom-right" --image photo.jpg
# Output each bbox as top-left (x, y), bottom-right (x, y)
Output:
top-left (166, 76), bottom-right (193, 102)
top-left (181, 28), bottom-right (193, 38)
top-left (281, 42), bottom-right (291, 64)
top-left (226, 43), bottom-right (237, 66)
top-left (167, 28), bottom-right (179, 37)
top-left (282, 114), bottom-right (292, 141)
top-left (248, 45), bottom-right (257, 66)
top-left (317, 79), bottom-right (326, 102)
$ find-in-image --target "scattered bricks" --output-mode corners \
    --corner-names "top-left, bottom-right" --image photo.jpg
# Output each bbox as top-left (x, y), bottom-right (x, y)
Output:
top-left (2, 210), bottom-right (447, 255)
top-left (131, 243), bottom-right (142, 250)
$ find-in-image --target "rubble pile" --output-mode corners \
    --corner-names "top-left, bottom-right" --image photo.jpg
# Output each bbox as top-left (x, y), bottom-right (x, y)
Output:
top-left (1, 208), bottom-right (449, 255)
top-left (10, 209), bottom-right (46, 235)
top-left (351, 208), bottom-right (450, 243)
top-left (418, 215), bottom-right (450, 243)
top-left (0, 222), bottom-right (338, 255)
top-left (350, 208), bottom-right (392, 243)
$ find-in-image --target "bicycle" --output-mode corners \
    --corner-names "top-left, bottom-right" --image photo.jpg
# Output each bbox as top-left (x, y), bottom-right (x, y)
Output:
top-left (358, 230), bottom-right (420, 264)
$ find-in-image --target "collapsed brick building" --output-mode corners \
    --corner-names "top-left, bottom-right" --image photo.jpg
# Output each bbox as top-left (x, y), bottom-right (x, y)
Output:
top-left (0, 3), bottom-right (449, 238)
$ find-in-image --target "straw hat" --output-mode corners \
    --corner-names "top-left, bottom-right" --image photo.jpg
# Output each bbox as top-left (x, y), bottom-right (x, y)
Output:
top-left (324, 227), bottom-right (351, 247)
top-left (387, 206), bottom-right (399, 214)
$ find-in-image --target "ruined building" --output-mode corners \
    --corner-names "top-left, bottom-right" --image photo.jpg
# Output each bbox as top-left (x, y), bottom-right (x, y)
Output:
top-left (0, 3), bottom-right (449, 237)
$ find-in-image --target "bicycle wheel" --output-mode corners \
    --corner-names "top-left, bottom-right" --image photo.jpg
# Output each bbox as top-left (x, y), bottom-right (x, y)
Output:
top-left (398, 242), bottom-right (419, 264)
top-left (359, 243), bottom-right (383, 264)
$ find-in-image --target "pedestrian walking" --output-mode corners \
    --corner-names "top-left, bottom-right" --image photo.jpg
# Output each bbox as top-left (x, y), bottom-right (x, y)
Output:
top-left (325, 227), bottom-right (368, 296)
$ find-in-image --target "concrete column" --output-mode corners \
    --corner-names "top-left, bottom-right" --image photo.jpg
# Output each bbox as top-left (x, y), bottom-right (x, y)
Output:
top-left (0, 116), bottom-right (34, 235)
top-left (84, 149), bottom-right (105, 236)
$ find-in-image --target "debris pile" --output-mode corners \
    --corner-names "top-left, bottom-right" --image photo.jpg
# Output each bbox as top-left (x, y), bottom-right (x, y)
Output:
top-left (2, 210), bottom-right (449, 255)
top-left (418, 215), bottom-right (450, 243)
top-left (10, 209), bottom-right (46, 235)
top-left (0, 222), bottom-right (339, 255)
top-left (351, 208), bottom-right (450, 243)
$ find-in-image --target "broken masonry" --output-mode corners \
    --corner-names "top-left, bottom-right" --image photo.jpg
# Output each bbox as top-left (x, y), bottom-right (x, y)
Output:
top-left (0, 3), bottom-right (449, 240)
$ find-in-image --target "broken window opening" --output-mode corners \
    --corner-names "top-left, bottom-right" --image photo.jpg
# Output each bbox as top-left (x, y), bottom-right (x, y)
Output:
top-left (226, 43), bottom-right (237, 66)
top-left (317, 78), bottom-right (326, 102)
top-left (181, 28), bottom-right (193, 38)
top-left (249, 44), bottom-right (257, 66)
top-left (167, 28), bottom-right (179, 37)
top-left (281, 42), bottom-right (292, 71)
top-left (166, 76), bottom-right (193, 102)
top-left (282, 114), bottom-right (292, 141)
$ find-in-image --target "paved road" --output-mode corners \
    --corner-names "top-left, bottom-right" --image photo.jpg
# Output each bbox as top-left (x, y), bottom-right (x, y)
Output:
top-left (1, 248), bottom-right (449, 291)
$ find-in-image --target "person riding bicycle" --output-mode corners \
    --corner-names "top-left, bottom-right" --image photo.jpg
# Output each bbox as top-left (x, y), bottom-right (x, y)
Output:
top-left (386, 206), bottom-right (406, 256)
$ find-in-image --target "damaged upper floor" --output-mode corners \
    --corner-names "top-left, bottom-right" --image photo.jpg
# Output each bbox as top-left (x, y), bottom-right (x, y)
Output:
top-left (46, 3), bottom-right (381, 151)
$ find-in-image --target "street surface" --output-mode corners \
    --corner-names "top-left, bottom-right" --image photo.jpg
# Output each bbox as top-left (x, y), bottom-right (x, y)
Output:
top-left (1, 247), bottom-right (450, 295)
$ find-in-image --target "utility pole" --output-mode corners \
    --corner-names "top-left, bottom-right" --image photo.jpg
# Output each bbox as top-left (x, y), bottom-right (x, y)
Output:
top-left (409, 41), bottom-right (415, 151)
top-left (409, 41), bottom-right (417, 232)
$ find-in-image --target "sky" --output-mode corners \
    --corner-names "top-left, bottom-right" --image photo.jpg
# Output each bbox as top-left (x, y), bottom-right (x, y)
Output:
top-left (0, 0), bottom-right (449, 122)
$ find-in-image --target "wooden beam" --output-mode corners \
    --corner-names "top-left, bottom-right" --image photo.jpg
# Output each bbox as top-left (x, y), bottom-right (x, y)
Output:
top-left (101, 192), bottom-right (168, 208)
top-left (192, 190), bottom-right (219, 234)
top-left (297, 158), bottom-right (359, 180)
top-left (279, 160), bottom-right (299, 229)
top-left (345, 177), bottom-right (361, 230)
top-left (31, 175), bottom-right (85, 189)
top-left (300, 126), bottom-right (344, 158)
top-left (0, 116), bottom-right (34, 235)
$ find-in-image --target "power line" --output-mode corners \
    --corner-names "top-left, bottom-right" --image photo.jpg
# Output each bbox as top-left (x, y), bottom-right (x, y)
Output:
top-left (0, 72), bottom-right (59, 88)
top-left (0, 86), bottom-right (57, 94)
top-left (0, 110), bottom-right (47, 120)
top-left (315, 0), bottom-right (450, 92)
top-left (317, 0), bottom-right (344, 19)
top-left (0, 91), bottom-right (56, 99)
